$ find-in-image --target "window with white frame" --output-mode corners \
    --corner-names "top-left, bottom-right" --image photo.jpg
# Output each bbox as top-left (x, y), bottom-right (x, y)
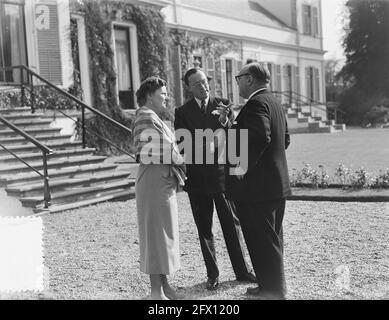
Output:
top-left (220, 58), bottom-right (244, 105)
top-left (302, 4), bottom-right (319, 37)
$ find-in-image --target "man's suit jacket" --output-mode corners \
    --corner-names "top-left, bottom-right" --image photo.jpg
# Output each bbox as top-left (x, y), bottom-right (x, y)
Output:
top-left (174, 97), bottom-right (229, 195)
top-left (225, 89), bottom-right (291, 202)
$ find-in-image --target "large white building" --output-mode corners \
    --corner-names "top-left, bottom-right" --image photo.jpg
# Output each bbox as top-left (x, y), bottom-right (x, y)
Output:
top-left (163, 0), bottom-right (326, 110)
top-left (0, 0), bottom-right (339, 130)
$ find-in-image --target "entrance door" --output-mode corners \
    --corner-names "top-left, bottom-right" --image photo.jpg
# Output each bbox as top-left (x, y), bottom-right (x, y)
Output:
top-left (0, 0), bottom-right (27, 83)
top-left (114, 26), bottom-right (134, 109)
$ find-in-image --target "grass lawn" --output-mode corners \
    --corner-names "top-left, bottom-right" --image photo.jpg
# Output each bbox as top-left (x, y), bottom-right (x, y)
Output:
top-left (287, 128), bottom-right (389, 176)
top-left (1, 192), bottom-right (387, 300)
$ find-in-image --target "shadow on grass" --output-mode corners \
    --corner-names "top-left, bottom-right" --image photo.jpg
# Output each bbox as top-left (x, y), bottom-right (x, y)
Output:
top-left (177, 280), bottom-right (253, 300)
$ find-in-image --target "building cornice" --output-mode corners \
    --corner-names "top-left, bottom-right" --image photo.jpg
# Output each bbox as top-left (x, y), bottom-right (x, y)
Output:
top-left (167, 23), bottom-right (326, 56)
top-left (125, 0), bottom-right (171, 8)
top-left (177, 3), bottom-right (295, 33)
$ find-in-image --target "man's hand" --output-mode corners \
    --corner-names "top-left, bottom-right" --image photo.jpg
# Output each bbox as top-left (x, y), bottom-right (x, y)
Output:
top-left (214, 102), bottom-right (232, 126)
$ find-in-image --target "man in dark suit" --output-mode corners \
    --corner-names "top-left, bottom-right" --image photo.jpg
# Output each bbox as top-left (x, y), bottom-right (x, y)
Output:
top-left (174, 68), bottom-right (256, 290)
top-left (222, 62), bottom-right (291, 299)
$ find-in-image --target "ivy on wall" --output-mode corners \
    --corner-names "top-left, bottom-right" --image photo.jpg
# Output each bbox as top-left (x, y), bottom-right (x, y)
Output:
top-left (169, 29), bottom-right (239, 74)
top-left (168, 29), bottom-right (240, 100)
top-left (69, 0), bottom-right (168, 154)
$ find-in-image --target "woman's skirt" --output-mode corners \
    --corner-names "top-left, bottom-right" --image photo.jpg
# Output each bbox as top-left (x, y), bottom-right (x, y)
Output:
top-left (135, 164), bottom-right (180, 275)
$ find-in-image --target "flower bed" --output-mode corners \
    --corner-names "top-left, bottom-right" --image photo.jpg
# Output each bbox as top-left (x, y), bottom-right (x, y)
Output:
top-left (290, 163), bottom-right (389, 189)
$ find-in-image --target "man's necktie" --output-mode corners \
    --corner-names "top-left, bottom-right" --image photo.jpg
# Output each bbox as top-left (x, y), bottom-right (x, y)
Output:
top-left (201, 100), bottom-right (206, 114)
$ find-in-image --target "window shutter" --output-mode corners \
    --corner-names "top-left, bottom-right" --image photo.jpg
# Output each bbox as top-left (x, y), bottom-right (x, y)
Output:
top-left (314, 67), bottom-right (320, 101)
top-left (283, 65), bottom-right (288, 91)
top-left (312, 7), bottom-right (319, 37)
top-left (303, 4), bottom-right (311, 35)
top-left (267, 62), bottom-right (274, 91)
top-left (36, 3), bottom-right (62, 84)
top-left (235, 59), bottom-right (245, 104)
top-left (306, 67), bottom-right (312, 101)
top-left (282, 65), bottom-right (289, 103)
top-left (293, 66), bottom-right (300, 95)
top-left (220, 57), bottom-right (227, 98)
top-left (206, 56), bottom-right (215, 96)
top-left (291, 0), bottom-right (297, 29)
top-left (275, 64), bottom-right (282, 92)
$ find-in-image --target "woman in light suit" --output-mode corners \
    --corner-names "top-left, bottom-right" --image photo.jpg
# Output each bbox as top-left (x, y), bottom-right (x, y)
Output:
top-left (132, 77), bottom-right (186, 300)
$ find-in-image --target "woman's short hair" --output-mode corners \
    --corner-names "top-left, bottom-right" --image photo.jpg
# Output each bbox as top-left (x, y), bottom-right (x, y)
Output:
top-left (136, 76), bottom-right (166, 106)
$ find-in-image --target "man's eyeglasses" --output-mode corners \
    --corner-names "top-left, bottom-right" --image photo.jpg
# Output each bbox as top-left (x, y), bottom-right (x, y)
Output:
top-left (235, 73), bottom-right (251, 82)
top-left (191, 79), bottom-right (208, 88)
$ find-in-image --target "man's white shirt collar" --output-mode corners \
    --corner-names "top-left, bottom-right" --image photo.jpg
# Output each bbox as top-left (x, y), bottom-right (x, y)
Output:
top-left (248, 87), bottom-right (267, 101)
top-left (195, 97), bottom-right (209, 109)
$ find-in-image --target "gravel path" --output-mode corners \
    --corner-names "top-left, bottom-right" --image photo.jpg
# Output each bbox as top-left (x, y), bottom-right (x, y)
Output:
top-left (5, 193), bottom-right (388, 300)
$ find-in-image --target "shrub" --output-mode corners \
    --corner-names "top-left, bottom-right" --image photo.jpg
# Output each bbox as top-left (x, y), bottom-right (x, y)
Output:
top-left (371, 169), bottom-right (389, 188)
top-left (290, 164), bottom-right (330, 188)
top-left (350, 167), bottom-right (372, 189)
top-left (363, 104), bottom-right (389, 127)
top-left (334, 163), bottom-right (351, 187)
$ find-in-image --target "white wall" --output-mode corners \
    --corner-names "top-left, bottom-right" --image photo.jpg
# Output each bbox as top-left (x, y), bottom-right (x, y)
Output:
top-left (24, 0), bottom-right (40, 73)
top-left (164, 4), bottom-right (298, 47)
top-left (57, 0), bottom-right (74, 88)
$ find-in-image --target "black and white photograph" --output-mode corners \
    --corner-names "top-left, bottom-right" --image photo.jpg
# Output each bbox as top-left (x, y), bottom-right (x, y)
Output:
top-left (0, 0), bottom-right (388, 306)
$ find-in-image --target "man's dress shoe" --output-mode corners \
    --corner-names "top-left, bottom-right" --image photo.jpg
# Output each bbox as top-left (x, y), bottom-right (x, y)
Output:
top-left (246, 286), bottom-right (286, 300)
top-left (206, 277), bottom-right (219, 291)
top-left (236, 272), bottom-right (257, 283)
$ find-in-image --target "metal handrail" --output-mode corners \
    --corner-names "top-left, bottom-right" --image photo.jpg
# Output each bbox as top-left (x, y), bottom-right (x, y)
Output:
top-left (0, 65), bottom-right (133, 135)
top-left (0, 115), bottom-right (52, 208)
top-left (272, 90), bottom-right (345, 123)
top-left (21, 86), bottom-right (135, 158)
top-left (0, 64), bottom-right (137, 210)
top-left (0, 116), bottom-right (52, 153)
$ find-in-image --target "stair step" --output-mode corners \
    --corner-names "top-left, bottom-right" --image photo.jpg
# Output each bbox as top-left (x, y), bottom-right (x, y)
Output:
top-left (0, 141), bottom-right (83, 155)
top-left (21, 179), bottom-right (135, 207)
top-left (34, 189), bottom-right (136, 214)
top-left (324, 120), bottom-right (336, 126)
top-left (0, 107), bottom-right (32, 114)
top-left (308, 122), bottom-right (327, 128)
top-left (6, 171), bottom-right (131, 197)
top-left (1, 113), bottom-right (45, 120)
top-left (334, 124), bottom-right (346, 131)
top-left (0, 155), bottom-right (107, 174)
top-left (0, 134), bottom-right (73, 145)
top-left (0, 148), bottom-right (96, 163)
top-left (297, 117), bottom-right (310, 123)
top-left (1, 163), bottom-right (118, 186)
top-left (0, 127), bottom-right (61, 138)
top-left (0, 119), bottom-right (52, 130)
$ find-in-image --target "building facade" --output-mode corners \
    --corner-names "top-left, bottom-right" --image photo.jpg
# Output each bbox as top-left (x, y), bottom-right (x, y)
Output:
top-left (0, 0), bottom-right (326, 116)
top-left (164, 0), bottom-right (326, 112)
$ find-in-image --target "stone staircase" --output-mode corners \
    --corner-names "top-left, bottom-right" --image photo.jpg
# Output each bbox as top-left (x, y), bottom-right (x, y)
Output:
top-left (285, 104), bottom-right (346, 134)
top-left (0, 106), bottom-right (136, 214)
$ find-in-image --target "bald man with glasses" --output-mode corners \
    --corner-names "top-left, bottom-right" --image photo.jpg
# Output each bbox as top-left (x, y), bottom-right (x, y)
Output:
top-left (223, 62), bottom-right (292, 300)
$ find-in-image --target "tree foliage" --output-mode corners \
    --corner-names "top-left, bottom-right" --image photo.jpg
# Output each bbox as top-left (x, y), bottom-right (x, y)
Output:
top-left (339, 0), bottom-right (389, 125)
